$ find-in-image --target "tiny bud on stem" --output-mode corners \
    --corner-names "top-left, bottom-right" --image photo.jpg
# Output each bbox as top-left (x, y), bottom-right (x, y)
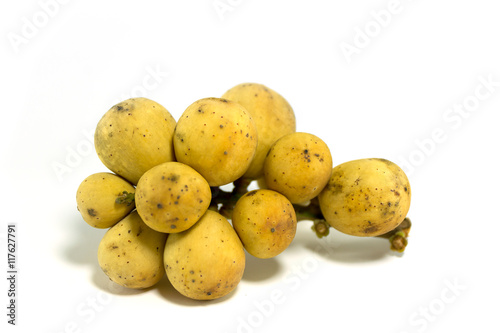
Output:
top-left (115, 191), bottom-right (135, 206)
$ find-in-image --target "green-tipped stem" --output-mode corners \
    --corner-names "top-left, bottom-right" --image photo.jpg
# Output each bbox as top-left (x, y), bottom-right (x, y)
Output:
top-left (388, 232), bottom-right (408, 252)
top-left (293, 197), bottom-right (323, 221)
top-left (376, 217), bottom-right (412, 252)
top-left (210, 178), bottom-right (253, 219)
top-left (293, 198), bottom-right (330, 238)
top-left (115, 191), bottom-right (135, 206)
top-left (311, 219), bottom-right (330, 238)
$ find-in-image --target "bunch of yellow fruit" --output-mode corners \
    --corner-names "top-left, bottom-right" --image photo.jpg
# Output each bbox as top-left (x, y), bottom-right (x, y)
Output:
top-left (76, 83), bottom-right (412, 301)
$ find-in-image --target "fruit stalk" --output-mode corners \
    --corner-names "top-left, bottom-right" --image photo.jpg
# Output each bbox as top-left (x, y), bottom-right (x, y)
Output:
top-left (211, 179), bottom-right (250, 219)
top-left (115, 191), bottom-right (135, 206)
top-left (210, 183), bottom-right (412, 252)
top-left (376, 217), bottom-right (412, 252)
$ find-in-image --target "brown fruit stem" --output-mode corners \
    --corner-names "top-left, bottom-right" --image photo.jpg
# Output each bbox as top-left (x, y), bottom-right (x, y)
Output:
top-left (210, 178), bottom-right (250, 219)
top-left (210, 181), bottom-right (412, 252)
top-left (376, 217), bottom-right (412, 252)
top-left (293, 198), bottom-right (330, 238)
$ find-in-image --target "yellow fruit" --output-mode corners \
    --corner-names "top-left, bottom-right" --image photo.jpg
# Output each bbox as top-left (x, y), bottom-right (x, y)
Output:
top-left (135, 162), bottom-right (211, 233)
top-left (232, 189), bottom-right (297, 259)
top-left (76, 172), bottom-right (135, 228)
top-left (222, 83), bottom-right (296, 179)
top-left (173, 97), bottom-right (257, 186)
top-left (263, 132), bottom-right (332, 204)
top-left (164, 210), bottom-right (245, 300)
top-left (97, 211), bottom-right (168, 289)
top-left (318, 158), bottom-right (411, 237)
top-left (94, 97), bottom-right (176, 185)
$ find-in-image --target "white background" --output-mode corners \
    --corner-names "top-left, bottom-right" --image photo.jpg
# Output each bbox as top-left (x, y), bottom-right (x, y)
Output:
top-left (2, 0), bottom-right (500, 332)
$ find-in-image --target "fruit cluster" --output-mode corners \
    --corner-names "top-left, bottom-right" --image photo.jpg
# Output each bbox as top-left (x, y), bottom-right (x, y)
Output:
top-left (76, 83), bottom-right (412, 301)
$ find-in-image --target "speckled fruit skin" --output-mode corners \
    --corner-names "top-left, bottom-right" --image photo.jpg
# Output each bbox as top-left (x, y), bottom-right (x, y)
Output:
top-left (164, 210), bottom-right (245, 300)
top-left (318, 158), bottom-right (411, 237)
top-left (76, 172), bottom-right (136, 228)
top-left (263, 132), bottom-right (333, 204)
top-left (221, 83), bottom-right (296, 179)
top-left (135, 162), bottom-right (211, 233)
top-left (94, 97), bottom-right (176, 185)
top-left (97, 211), bottom-right (168, 289)
top-left (232, 189), bottom-right (297, 259)
top-left (173, 97), bottom-right (257, 187)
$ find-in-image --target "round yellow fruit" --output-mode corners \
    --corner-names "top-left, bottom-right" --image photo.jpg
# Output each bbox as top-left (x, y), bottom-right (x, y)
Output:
top-left (173, 97), bottom-right (257, 186)
top-left (263, 132), bottom-right (332, 204)
top-left (232, 189), bottom-right (297, 259)
top-left (97, 211), bottom-right (168, 289)
top-left (164, 210), bottom-right (245, 300)
top-left (76, 172), bottom-right (135, 228)
top-left (94, 97), bottom-right (176, 185)
top-left (135, 162), bottom-right (211, 233)
top-left (221, 83), bottom-right (296, 179)
top-left (318, 158), bottom-right (411, 237)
